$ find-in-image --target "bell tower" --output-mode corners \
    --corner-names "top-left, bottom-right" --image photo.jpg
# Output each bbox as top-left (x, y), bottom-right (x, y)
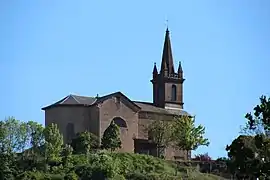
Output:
top-left (151, 28), bottom-right (185, 110)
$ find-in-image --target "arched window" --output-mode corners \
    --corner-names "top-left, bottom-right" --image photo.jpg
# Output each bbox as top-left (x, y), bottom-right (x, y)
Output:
top-left (66, 123), bottom-right (75, 142)
top-left (113, 117), bottom-right (127, 128)
top-left (171, 84), bottom-right (177, 101)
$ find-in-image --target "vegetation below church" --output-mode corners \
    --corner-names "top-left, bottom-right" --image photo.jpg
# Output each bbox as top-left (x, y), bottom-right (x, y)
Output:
top-left (0, 117), bottom-right (222, 180)
top-left (2, 95), bottom-right (270, 179)
top-left (1, 150), bottom-right (225, 180)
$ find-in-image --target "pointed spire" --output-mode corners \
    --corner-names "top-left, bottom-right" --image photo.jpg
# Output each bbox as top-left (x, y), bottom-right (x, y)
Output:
top-left (178, 61), bottom-right (183, 73)
top-left (177, 61), bottom-right (184, 79)
top-left (153, 62), bottom-right (158, 75)
top-left (160, 28), bottom-right (175, 75)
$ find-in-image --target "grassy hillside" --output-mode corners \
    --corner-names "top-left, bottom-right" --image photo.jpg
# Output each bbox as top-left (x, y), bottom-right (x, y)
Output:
top-left (18, 151), bottom-right (227, 180)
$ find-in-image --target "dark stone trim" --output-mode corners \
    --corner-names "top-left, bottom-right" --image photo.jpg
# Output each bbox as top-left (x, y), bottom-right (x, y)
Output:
top-left (42, 104), bottom-right (88, 110)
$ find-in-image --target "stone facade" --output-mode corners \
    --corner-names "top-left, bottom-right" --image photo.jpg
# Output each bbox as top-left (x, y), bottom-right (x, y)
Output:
top-left (42, 28), bottom-right (191, 160)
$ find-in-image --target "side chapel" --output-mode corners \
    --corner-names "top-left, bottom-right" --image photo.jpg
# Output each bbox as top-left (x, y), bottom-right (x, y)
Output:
top-left (42, 28), bottom-right (191, 160)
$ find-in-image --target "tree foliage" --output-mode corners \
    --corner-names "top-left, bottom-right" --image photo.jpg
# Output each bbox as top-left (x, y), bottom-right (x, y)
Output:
top-left (0, 116), bottom-right (225, 179)
top-left (71, 131), bottom-right (96, 155)
top-left (61, 144), bottom-right (73, 168)
top-left (101, 121), bottom-right (121, 151)
top-left (172, 116), bottom-right (209, 154)
top-left (145, 115), bottom-right (209, 159)
top-left (0, 117), bottom-right (21, 153)
top-left (245, 95), bottom-right (270, 178)
top-left (27, 121), bottom-right (45, 150)
top-left (0, 117), bottom-right (45, 177)
top-left (227, 95), bottom-right (270, 179)
top-left (44, 123), bottom-right (63, 162)
top-left (245, 95), bottom-right (270, 134)
top-left (226, 135), bottom-right (258, 177)
top-left (147, 119), bottom-right (172, 158)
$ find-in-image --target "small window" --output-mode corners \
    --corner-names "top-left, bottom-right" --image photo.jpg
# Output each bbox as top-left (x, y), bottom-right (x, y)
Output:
top-left (171, 85), bottom-right (177, 101)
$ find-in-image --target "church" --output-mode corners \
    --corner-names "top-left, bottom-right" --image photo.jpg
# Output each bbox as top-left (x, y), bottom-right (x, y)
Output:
top-left (42, 28), bottom-right (191, 160)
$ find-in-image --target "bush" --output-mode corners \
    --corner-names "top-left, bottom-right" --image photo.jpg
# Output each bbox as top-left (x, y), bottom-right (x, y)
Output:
top-left (89, 152), bottom-right (120, 178)
top-left (16, 171), bottom-right (44, 180)
top-left (125, 172), bottom-right (148, 180)
top-left (110, 174), bottom-right (126, 180)
top-left (109, 152), bottom-right (175, 175)
top-left (14, 151), bottom-right (225, 180)
top-left (64, 171), bottom-right (78, 180)
top-left (74, 165), bottom-right (93, 180)
top-left (75, 152), bottom-right (120, 180)
top-left (15, 171), bottom-right (65, 180)
top-left (71, 154), bottom-right (89, 166)
top-left (49, 174), bottom-right (64, 180)
top-left (125, 172), bottom-right (180, 180)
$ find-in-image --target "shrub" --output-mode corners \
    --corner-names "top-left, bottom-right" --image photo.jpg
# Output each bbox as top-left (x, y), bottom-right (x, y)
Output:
top-left (90, 152), bottom-right (120, 179)
top-left (49, 174), bottom-right (64, 180)
top-left (64, 171), bottom-right (78, 180)
top-left (101, 121), bottom-right (121, 151)
top-left (109, 152), bottom-right (175, 175)
top-left (110, 174), bottom-right (126, 180)
top-left (125, 172), bottom-right (180, 180)
top-left (74, 165), bottom-right (93, 180)
top-left (75, 152), bottom-right (120, 180)
top-left (15, 172), bottom-right (65, 180)
top-left (16, 171), bottom-right (44, 180)
top-left (71, 154), bottom-right (89, 166)
top-left (125, 172), bottom-right (148, 180)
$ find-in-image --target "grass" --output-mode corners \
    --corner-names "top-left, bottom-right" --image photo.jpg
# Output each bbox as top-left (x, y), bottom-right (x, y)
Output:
top-left (18, 151), bottom-right (228, 179)
top-left (108, 152), bottom-right (228, 180)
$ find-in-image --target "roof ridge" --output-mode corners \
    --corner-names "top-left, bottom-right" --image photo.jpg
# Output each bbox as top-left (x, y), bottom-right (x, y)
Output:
top-left (60, 95), bottom-right (72, 104)
top-left (133, 101), bottom-right (153, 104)
top-left (70, 95), bottom-right (81, 104)
top-left (70, 94), bottom-right (95, 98)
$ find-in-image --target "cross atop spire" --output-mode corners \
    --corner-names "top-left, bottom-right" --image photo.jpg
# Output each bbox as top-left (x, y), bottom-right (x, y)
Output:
top-left (160, 28), bottom-right (175, 75)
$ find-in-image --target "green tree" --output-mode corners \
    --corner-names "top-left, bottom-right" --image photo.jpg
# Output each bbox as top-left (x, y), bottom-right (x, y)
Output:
top-left (245, 95), bottom-right (270, 134)
top-left (0, 117), bottom-right (24, 178)
top-left (0, 118), bottom-right (36, 153)
top-left (0, 160), bottom-right (14, 180)
top-left (44, 123), bottom-right (63, 163)
top-left (147, 119), bottom-right (172, 158)
top-left (71, 131), bottom-right (93, 155)
top-left (228, 95), bottom-right (270, 179)
top-left (27, 121), bottom-right (44, 150)
top-left (17, 122), bottom-right (29, 153)
top-left (245, 95), bottom-right (270, 178)
top-left (0, 121), bottom-right (8, 153)
top-left (23, 121), bottom-right (44, 163)
top-left (0, 149), bottom-right (16, 180)
top-left (1, 117), bottom-right (21, 153)
top-left (226, 135), bottom-right (258, 178)
top-left (172, 115), bottom-right (209, 159)
top-left (61, 144), bottom-right (73, 168)
top-left (101, 121), bottom-right (121, 151)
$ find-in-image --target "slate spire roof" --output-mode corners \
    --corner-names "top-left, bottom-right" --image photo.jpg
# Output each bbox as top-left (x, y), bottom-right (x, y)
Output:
top-left (160, 28), bottom-right (175, 75)
top-left (152, 62), bottom-right (158, 75)
top-left (177, 61), bottom-right (183, 73)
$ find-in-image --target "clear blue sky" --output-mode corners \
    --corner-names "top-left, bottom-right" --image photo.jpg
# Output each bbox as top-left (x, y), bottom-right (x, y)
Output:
top-left (1, 0), bottom-right (270, 159)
